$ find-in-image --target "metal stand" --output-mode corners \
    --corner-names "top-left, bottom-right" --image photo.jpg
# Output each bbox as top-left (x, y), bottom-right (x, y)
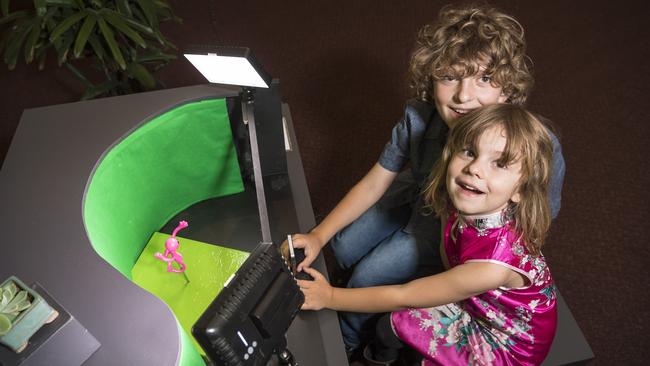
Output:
top-left (241, 87), bottom-right (272, 245)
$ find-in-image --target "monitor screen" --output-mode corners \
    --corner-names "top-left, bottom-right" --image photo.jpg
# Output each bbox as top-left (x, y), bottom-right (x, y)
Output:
top-left (192, 243), bottom-right (303, 365)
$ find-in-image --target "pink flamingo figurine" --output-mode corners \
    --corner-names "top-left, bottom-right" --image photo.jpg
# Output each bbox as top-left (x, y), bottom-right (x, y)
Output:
top-left (155, 221), bottom-right (189, 280)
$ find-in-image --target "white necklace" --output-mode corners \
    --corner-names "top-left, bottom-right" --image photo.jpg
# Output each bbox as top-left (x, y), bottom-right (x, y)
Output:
top-left (457, 208), bottom-right (512, 237)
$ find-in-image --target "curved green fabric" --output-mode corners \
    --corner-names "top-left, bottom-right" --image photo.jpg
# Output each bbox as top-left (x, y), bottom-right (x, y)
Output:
top-left (83, 98), bottom-right (244, 366)
top-left (83, 98), bottom-right (243, 277)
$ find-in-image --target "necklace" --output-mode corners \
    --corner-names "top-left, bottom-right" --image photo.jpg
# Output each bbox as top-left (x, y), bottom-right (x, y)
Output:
top-left (457, 208), bottom-right (513, 237)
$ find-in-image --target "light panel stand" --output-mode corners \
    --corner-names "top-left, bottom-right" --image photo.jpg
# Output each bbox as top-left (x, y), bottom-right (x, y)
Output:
top-left (241, 88), bottom-right (272, 245)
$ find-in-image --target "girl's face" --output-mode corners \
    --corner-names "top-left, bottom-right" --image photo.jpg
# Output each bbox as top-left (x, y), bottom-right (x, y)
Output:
top-left (446, 125), bottom-right (522, 217)
top-left (433, 65), bottom-right (508, 127)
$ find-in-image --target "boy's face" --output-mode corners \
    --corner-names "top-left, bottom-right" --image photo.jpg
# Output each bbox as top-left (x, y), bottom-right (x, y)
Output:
top-left (433, 66), bottom-right (509, 127)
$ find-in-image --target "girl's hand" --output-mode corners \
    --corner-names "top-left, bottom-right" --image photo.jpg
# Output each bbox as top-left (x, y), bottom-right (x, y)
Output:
top-left (298, 267), bottom-right (333, 311)
top-left (291, 233), bottom-right (324, 271)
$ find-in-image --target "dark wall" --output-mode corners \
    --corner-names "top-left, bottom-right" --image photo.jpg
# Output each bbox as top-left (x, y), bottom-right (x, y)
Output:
top-left (1, 1), bottom-right (648, 364)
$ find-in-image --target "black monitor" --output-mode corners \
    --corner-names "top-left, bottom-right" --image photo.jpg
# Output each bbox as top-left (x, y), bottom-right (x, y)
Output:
top-left (192, 243), bottom-right (304, 366)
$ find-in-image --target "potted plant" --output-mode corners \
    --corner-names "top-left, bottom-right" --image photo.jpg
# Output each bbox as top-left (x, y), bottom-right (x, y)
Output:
top-left (0, 0), bottom-right (181, 99)
top-left (0, 276), bottom-right (58, 353)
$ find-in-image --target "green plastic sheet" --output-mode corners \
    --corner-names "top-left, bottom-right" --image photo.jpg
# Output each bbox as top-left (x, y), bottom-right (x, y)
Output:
top-left (132, 232), bottom-right (249, 358)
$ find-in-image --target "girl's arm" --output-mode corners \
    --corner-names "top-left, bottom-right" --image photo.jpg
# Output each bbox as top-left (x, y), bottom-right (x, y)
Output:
top-left (299, 262), bottom-right (522, 312)
top-left (290, 163), bottom-right (398, 270)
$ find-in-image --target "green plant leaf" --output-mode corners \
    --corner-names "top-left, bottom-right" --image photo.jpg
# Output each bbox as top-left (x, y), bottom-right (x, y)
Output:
top-left (0, 10), bottom-right (28, 26)
top-left (126, 61), bottom-right (154, 89)
top-left (86, 33), bottom-right (105, 61)
top-left (136, 48), bottom-right (175, 63)
top-left (4, 18), bottom-right (33, 69)
top-left (65, 61), bottom-right (92, 84)
top-left (36, 44), bottom-right (48, 69)
top-left (1, 0), bottom-right (8, 17)
top-left (73, 13), bottom-right (96, 57)
top-left (0, 289), bottom-right (10, 309)
top-left (153, 0), bottom-right (171, 10)
top-left (97, 17), bottom-right (125, 69)
top-left (0, 283), bottom-right (29, 316)
top-left (4, 282), bottom-right (18, 299)
top-left (134, 0), bottom-right (157, 28)
top-left (54, 31), bottom-right (73, 64)
top-left (152, 28), bottom-right (167, 47)
top-left (41, 6), bottom-right (59, 26)
top-left (0, 313), bottom-right (11, 336)
top-left (122, 17), bottom-right (153, 36)
top-left (101, 9), bottom-right (145, 47)
top-left (81, 79), bottom-right (119, 100)
top-left (24, 17), bottom-right (42, 63)
top-left (34, 0), bottom-right (47, 17)
top-left (3, 290), bottom-right (30, 315)
top-left (43, 9), bottom-right (58, 31)
top-left (46, 0), bottom-right (80, 6)
top-left (153, 0), bottom-right (178, 23)
top-left (49, 9), bottom-right (88, 42)
top-left (116, 0), bottom-right (132, 16)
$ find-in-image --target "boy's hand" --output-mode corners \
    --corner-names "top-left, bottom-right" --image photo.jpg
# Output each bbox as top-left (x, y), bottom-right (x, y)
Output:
top-left (298, 267), bottom-right (333, 311)
top-left (289, 233), bottom-right (323, 271)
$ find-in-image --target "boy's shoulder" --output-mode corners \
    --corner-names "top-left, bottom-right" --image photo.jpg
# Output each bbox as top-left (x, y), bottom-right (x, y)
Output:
top-left (405, 98), bottom-right (436, 116)
top-left (403, 98), bottom-right (439, 127)
top-left (531, 111), bottom-right (562, 145)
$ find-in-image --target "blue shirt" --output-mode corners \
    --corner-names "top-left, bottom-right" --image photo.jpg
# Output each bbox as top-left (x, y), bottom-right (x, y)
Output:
top-left (378, 100), bottom-right (565, 235)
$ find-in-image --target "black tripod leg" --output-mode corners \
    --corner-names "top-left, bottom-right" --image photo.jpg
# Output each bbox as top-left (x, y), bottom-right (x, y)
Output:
top-left (277, 347), bottom-right (297, 366)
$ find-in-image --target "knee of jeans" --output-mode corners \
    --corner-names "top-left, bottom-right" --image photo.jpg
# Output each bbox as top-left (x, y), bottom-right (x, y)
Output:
top-left (347, 270), bottom-right (383, 289)
top-left (347, 276), bottom-right (365, 289)
top-left (337, 254), bottom-right (359, 271)
top-left (330, 233), bottom-right (357, 269)
top-left (348, 257), bottom-right (418, 289)
top-left (329, 230), bottom-right (344, 253)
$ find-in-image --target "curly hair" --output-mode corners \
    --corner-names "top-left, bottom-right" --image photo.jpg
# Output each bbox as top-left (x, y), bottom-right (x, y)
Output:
top-left (423, 104), bottom-right (553, 255)
top-left (409, 4), bottom-right (534, 105)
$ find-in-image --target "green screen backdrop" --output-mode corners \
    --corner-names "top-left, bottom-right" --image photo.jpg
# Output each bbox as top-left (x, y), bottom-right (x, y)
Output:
top-left (83, 98), bottom-right (245, 365)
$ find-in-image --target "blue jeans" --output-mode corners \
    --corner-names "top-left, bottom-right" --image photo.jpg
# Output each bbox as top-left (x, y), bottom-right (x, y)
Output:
top-left (330, 201), bottom-right (443, 350)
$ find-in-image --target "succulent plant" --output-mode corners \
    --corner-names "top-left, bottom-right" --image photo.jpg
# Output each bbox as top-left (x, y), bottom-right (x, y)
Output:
top-left (0, 281), bottom-right (32, 336)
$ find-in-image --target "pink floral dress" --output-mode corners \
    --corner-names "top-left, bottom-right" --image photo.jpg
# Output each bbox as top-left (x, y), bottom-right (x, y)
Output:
top-left (391, 211), bottom-right (557, 365)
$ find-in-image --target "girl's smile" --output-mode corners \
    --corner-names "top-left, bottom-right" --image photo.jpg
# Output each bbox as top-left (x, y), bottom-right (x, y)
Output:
top-left (455, 179), bottom-right (485, 195)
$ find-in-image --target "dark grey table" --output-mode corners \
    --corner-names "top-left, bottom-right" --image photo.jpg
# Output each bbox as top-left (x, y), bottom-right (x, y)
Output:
top-left (1, 85), bottom-right (347, 366)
